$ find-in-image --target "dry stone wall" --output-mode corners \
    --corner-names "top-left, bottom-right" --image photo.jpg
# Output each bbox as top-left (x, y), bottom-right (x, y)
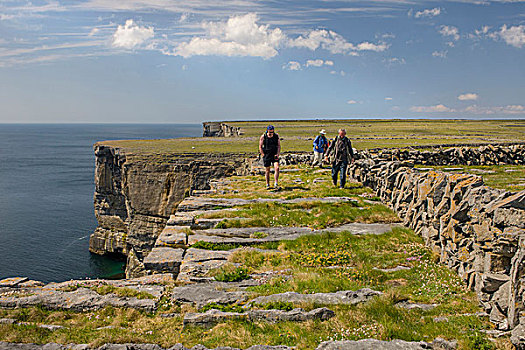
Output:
top-left (348, 159), bottom-right (525, 345)
top-left (361, 143), bottom-right (525, 165)
top-left (280, 143), bottom-right (525, 166)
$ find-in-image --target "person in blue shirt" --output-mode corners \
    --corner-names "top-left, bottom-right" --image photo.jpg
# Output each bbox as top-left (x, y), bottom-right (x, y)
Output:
top-left (312, 129), bottom-right (328, 168)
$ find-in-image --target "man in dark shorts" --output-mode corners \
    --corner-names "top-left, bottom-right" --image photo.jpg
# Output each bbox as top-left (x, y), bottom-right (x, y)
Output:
top-left (259, 125), bottom-right (281, 189)
top-left (325, 128), bottom-right (354, 188)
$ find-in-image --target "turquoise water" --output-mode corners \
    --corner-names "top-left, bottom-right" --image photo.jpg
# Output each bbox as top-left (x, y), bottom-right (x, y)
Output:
top-left (0, 124), bottom-right (201, 283)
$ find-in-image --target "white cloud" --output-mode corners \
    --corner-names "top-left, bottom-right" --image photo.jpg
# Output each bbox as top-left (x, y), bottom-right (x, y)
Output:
top-left (464, 104), bottom-right (525, 114)
top-left (179, 13), bottom-right (189, 23)
top-left (439, 25), bottom-right (460, 41)
top-left (378, 33), bottom-right (396, 39)
top-left (306, 59), bottom-right (324, 67)
top-left (283, 61), bottom-right (301, 70)
top-left (289, 29), bottom-right (389, 55)
top-left (497, 24), bottom-right (525, 48)
top-left (384, 57), bottom-right (406, 65)
top-left (0, 14), bottom-right (16, 20)
top-left (88, 28), bottom-right (100, 37)
top-left (432, 50), bottom-right (448, 58)
top-left (470, 25), bottom-right (491, 39)
top-left (112, 19), bottom-right (154, 49)
top-left (458, 93), bottom-right (479, 101)
top-left (356, 41), bottom-right (389, 52)
top-left (410, 104), bottom-right (454, 113)
top-left (305, 59), bottom-right (334, 67)
top-left (171, 13), bottom-right (285, 59)
top-left (347, 100), bottom-right (359, 104)
top-left (414, 7), bottom-right (441, 18)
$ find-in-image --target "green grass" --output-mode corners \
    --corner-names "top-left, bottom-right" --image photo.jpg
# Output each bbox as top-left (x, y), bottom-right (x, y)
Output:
top-left (415, 164), bottom-right (525, 191)
top-left (190, 241), bottom-right (242, 251)
top-left (97, 119), bottom-right (525, 156)
top-left (212, 266), bottom-right (251, 282)
top-left (252, 301), bottom-right (295, 311)
top-left (0, 228), bottom-right (507, 349)
top-left (1, 157), bottom-right (516, 349)
top-left (206, 166), bottom-right (373, 200)
top-left (200, 201), bottom-right (399, 229)
top-left (59, 283), bottom-right (155, 300)
top-left (200, 303), bottom-right (245, 313)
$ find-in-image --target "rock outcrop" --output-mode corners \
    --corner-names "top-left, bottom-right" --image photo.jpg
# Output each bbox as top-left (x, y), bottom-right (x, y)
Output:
top-left (247, 289), bottom-right (382, 306)
top-left (202, 122), bottom-right (242, 137)
top-left (89, 145), bottom-right (252, 277)
top-left (183, 307), bottom-right (335, 328)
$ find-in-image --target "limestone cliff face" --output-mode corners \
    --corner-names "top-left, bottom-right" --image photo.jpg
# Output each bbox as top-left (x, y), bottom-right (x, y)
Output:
top-left (89, 144), bottom-right (252, 275)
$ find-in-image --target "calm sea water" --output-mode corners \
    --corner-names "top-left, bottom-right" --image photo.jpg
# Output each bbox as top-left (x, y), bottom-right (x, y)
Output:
top-left (0, 124), bottom-right (201, 283)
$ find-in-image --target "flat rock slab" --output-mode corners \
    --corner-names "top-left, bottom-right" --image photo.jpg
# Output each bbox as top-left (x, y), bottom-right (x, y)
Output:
top-left (316, 339), bottom-right (433, 350)
top-left (168, 208), bottom-right (238, 224)
top-left (374, 266), bottom-right (411, 273)
top-left (176, 248), bottom-right (233, 282)
top-left (188, 224), bottom-right (398, 246)
top-left (177, 197), bottom-right (358, 212)
top-left (171, 282), bottom-right (249, 307)
top-left (155, 227), bottom-right (188, 248)
top-left (183, 248), bottom-right (232, 262)
top-left (248, 288), bottom-right (381, 306)
top-left (0, 343), bottom-right (292, 350)
top-left (143, 247), bottom-right (185, 274)
top-left (183, 307), bottom-right (335, 327)
top-left (44, 274), bottom-right (173, 295)
top-left (0, 277), bottom-right (28, 288)
top-left (0, 288), bottom-right (155, 312)
top-left (395, 301), bottom-right (437, 311)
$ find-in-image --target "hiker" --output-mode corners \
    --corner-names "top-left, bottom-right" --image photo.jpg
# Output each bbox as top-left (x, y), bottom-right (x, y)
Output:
top-left (312, 129), bottom-right (328, 168)
top-left (259, 125), bottom-right (281, 189)
top-left (325, 128), bottom-right (354, 188)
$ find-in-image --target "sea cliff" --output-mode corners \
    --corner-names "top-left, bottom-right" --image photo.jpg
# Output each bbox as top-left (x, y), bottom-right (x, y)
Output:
top-left (89, 144), bottom-right (252, 277)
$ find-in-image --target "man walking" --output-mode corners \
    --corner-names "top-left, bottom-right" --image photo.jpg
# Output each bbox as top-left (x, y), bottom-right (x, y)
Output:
top-left (325, 128), bottom-right (354, 188)
top-left (259, 125), bottom-right (281, 189)
top-left (312, 129), bottom-right (328, 168)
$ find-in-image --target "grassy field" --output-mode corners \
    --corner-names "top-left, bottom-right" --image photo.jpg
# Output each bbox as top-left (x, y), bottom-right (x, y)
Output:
top-left (98, 119), bottom-right (525, 155)
top-left (0, 228), bottom-right (505, 349)
top-left (0, 165), bottom-right (511, 349)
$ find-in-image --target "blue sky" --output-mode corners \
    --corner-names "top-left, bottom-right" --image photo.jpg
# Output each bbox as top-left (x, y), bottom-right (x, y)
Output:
top-left (0, 0), bottom-right (524, 123)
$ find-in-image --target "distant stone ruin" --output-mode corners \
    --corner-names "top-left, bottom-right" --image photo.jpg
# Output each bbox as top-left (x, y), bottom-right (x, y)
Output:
top-left (202, 122), bottom-right (242, 137)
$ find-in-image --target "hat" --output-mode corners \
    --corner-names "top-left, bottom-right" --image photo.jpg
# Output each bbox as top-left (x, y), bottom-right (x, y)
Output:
top-left (267, 125), bottom-right (275, 130)
top-left (319, 129), bottom-right (326, 134)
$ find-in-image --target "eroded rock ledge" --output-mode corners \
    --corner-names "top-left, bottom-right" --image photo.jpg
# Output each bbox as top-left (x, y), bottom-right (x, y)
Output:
top-left (0, 338), bottom-right (458, 350)
top-left (90, 145), bottom-right (252, 277)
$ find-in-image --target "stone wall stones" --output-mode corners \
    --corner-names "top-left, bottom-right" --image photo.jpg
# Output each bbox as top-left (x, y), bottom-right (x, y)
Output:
top-left (280, 143), bottom-right (525, 166)
top-left (348, 158), bottom-right (525, 345)
top-left (359, 143), bottom-right (525, 165)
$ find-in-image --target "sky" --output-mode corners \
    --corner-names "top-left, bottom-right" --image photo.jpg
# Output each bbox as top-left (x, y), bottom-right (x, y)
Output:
top-left (0, 0), bottom-right (524, 123)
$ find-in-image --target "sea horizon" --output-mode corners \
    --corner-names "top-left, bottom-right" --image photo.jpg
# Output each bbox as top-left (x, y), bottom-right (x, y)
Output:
top-left (0, 124), bottom-right (202, 283)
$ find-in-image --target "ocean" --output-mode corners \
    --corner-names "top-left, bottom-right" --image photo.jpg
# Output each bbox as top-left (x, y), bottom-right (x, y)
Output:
top-left (0, 124), bottom-right (201, 283)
